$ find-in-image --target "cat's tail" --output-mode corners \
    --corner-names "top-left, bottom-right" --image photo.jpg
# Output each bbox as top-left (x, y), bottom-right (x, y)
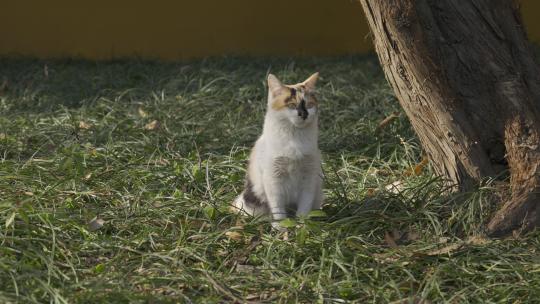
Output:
top-left (230, 193), bottom-right (252, 215)
top-left (230, 193), bottom-right (265, 217)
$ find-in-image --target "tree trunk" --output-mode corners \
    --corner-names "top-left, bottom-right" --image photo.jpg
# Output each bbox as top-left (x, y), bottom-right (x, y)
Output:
top-left (359, 0), bottom-right (540, 236)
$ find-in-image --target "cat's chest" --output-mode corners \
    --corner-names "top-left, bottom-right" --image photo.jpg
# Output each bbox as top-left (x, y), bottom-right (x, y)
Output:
top-left (271, 137), bottom-right (315, 159)
top-left (271, 155), bottom-right (315, 178)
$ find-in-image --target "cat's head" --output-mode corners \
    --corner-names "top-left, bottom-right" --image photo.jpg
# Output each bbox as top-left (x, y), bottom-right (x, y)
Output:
top-left (266, 72), bottom-right (320, 128)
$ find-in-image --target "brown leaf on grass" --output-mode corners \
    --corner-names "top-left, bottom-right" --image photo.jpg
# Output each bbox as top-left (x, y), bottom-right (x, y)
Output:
top-left (144, 120), bottom-right (160, 130)
top-left (384, 231), bottom-right (399, 248)
top-left (465, 235), bottom-right (490, 246)
top-left (439, 237), bottom-right (449, 244)
top-left (366, 188), bottom-right (377, 197)
top-left (405, 156), bottom-right (429, 176)
top-left (426, 243), bottom-right (463, 256)
top-left (245, 293), bottom-right (261, 301)
top-left (0, 133), bottom-right (5, 140)
top-left (78, 121), bottom-right (92, 130)
top-left (376, 111), bottom-right (400, 132)
top-left (414, 156), bottom-right (429, 175)
top-left (44, 64), bottom-right (49, 78)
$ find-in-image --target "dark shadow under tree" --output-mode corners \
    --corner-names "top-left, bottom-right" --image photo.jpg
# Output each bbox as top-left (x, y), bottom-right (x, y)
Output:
top-left (359, 0), bottom-right (540, 236)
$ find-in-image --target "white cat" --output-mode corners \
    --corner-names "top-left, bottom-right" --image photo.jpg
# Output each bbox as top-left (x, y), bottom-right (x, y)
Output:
top-left (233, 72), bottom-right (323, 228)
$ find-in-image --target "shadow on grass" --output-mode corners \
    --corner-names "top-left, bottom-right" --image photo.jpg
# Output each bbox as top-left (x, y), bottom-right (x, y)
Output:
top-left (0, 55), bottom-right (380, 114)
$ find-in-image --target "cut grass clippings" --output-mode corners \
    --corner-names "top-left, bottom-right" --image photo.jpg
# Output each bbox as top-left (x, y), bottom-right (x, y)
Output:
top-left (0, 56), bottom-right (539, 303)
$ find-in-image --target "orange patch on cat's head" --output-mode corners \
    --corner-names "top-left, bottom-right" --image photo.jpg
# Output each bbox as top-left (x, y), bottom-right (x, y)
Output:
top-left (267, 73), bottom-right (320, 111)
top-left (271, 87), bottom-right (297, 110)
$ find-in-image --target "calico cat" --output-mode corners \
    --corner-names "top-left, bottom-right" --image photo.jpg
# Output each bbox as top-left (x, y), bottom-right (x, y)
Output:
top-left (233, 72), bottom-right (323, 228)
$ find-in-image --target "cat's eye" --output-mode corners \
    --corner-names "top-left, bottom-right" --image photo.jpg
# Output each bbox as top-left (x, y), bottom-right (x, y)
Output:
top-left (287, 103), bottom-right (296, 109)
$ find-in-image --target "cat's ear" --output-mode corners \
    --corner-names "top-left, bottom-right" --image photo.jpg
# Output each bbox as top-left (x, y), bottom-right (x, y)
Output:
top-left (267, 74), bottom-right (285, 94)
top-left (303, 72), bottom-right (319, 91)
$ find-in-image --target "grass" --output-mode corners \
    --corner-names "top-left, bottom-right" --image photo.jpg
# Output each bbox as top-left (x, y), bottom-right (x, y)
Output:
top-left (0, 55), bottom-right (539, 303)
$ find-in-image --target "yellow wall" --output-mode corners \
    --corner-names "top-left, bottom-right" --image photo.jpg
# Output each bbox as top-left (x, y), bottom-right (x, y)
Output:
top-left (0, 0), bottom-right (539, 60)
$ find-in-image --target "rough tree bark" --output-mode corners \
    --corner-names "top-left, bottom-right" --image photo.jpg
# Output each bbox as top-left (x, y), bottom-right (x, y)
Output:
top-left (359, 0), bottom-right (540, 236)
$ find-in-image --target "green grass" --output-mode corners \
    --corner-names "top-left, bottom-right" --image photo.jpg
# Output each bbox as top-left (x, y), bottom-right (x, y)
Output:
top-left (0, 56), bottom-right (539, 303)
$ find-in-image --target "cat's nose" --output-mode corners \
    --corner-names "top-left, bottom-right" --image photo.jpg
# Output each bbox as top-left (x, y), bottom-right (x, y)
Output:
top-left (297, 99), bottom-right (308, 120)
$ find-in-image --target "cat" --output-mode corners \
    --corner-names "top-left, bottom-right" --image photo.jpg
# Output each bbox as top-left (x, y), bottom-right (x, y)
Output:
top-left (233, 72), bottom-right (323, 228)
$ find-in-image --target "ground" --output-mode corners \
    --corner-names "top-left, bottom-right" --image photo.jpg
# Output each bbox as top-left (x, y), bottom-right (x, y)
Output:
top-left (0, 56), bottom-right (539, 303)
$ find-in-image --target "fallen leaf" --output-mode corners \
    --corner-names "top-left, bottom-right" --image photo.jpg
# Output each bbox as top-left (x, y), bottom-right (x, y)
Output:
top-left (88, 217), bottom-right (105, 231)
top-left (376, 111), bottom-right (400, 132)
top-left (414, 157), bottom-right (429, 175)
top-left (405, 156), bottom-right (429, 176)
top-left (0, 133), bottom-right (5, 140)
top-left (187, 234), bottom-right (206, 241)
top-left (365, 188), bottom-right (377, 197)
top-left (44, 64), bottom-right (49, 78)
top-left (245, 294), bottom-right (261, 301)
top-left (24, 191), bottom-right (34, 196)
top-left (144, 120), bottom-right (160, 130)
top-left (384, 231), bottom-right (399, 248)
top-left (385, 180), bottom-right (404, 194)
top-left (79, 121), bottom-right (92, 130)
top-left (138, 107), bottom-right (148, 118)
top-left (426, 242), bottom-right (463, 256)
top-left (438, 237), bottom-right (449, 244)
top-left (465, 235), bottom-right (490, 246)
top-left (224, 231), bottom-right (243, 241)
